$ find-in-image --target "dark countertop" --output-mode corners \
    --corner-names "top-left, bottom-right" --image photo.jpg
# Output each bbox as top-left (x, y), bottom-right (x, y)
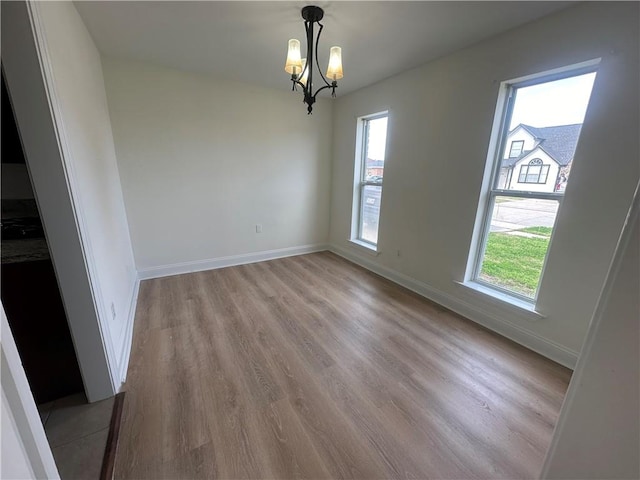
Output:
top-left (2, 237), bottom-right (51, 264)
top-left (2, 200), bottom-right (50, 264)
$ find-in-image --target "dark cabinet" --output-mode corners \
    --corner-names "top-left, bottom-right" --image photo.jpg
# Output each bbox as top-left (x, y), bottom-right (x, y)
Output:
top-left (2, 258), bottom-right (84, 404)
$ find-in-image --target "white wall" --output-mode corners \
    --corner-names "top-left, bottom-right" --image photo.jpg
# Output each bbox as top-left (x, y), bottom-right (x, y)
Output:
top-left (102, 58), bottom-right (332, 274)
top-left (329, 2), bottom-right (639, 365)
top-left (1, 393), bottom-right (34, 480)
top-left (2, 304), bottom-right (60, 479)
top-left (541, 189), bottom-right (639, 479)
top-left (35, 2), bottom-right (138, 385)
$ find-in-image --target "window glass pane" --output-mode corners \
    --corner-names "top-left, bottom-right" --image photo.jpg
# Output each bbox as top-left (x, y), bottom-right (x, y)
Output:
top-left (364, 116), bottom-right (388, 183)
top-left (478, 69), bottom-right (596, 300)
top-left (540, 165), bottom-right (550, 184)
top-left (518, 166), bottom-right (527, 183)
top-left (509, 140), bottom-right (524, 157)
top-left (479, 196), bottom-right (560, 298)
top-left (360, 185), bottom-right (382, 244)
top-left (496, 72), bottom-right (596, 192)
top-left (356, 114), bottom-right (388, 246)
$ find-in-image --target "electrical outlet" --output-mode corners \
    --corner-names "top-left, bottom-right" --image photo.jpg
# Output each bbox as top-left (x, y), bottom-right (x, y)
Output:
top-left (110, 302), bottom-right (116, 320)
top-left (256, 224), bottom-right (263, 233)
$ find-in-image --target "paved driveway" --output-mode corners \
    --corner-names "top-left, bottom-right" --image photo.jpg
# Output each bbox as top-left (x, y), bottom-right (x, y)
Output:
top-left (490, 198), bottom-right (559, 232)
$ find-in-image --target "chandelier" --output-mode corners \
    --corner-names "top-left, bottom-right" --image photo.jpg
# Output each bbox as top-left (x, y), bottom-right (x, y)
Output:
top-left (284, 6), bottom-right (343, 114)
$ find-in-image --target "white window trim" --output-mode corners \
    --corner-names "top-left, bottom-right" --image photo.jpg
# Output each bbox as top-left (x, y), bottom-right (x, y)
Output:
top-left (455, 280), bottom-right (547, 321)
top-left (350, 111), bottom-right (388, 251)
top-left (463, 59), bottom-right (600, 308)
top-left (347, 237), bottom-right (381, 256)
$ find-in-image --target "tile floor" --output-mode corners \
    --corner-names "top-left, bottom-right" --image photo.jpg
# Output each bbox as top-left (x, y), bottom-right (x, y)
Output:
top-left (38, 393), bottom-right (114, 480)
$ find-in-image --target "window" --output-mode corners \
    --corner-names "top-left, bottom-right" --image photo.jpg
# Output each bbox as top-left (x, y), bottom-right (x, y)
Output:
top-left (509, 140), bottom-right (524, 157)
top-left (352, 113), bottom-right (388, 247)
top-left (469, 65), bottom-right (597, 301)
top-left (518, 159), bottom-right (550, 184)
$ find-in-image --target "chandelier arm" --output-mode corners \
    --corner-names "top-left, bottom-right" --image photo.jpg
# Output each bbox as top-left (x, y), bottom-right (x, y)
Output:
top-left (291, 78), bottom-right (306, 90)
top-left (311, 82), bottom-right (336, 99)
top-left (304, 19), bottom-right (313, 94)
top-left (314, 22), bottom-right (331, 88)
top-left (299, 61), bottom-right (309, 84)
top-left (294, 59), bottom-right (309, 95)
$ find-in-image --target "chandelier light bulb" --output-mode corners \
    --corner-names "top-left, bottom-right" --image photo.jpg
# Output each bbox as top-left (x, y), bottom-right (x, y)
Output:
top-left (299, 58), bottom-right (309, 86)
top-left (285, 39), bottom-right (303, 75)
top-left (326, 46), bottom-right (343, 81)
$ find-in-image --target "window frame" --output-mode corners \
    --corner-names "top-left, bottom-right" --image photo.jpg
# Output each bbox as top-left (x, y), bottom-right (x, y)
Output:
top-left (508, 140), bottom-right (524, 158)
top-left (470, 63), bottom-right (598, 303)
top-left (518, 159), bottom-right (550, 184)
top-left (352, 112), bottom-right (388, 249)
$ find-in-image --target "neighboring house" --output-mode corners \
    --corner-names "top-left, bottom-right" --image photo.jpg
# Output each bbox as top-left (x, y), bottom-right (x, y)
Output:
top-left (365, 158), bottom-right (384, 179)
top-left (498, 123), bottom-right (582, 193)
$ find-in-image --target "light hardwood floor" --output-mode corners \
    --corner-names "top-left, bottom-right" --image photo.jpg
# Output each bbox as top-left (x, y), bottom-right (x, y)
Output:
top-left (116, 252), bottom-right (571, 479)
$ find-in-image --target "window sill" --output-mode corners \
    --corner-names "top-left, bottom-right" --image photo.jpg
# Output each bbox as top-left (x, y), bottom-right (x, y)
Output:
top-left (455, 280), bottom-right (547, 321)
top-left (348, 238), bottom-right (381, 256)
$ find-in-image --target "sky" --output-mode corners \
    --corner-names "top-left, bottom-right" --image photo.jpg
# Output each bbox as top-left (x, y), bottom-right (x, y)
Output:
top-left (509, 72), bottom-right (597, 129)
top-left (367, 116), bottom-right (388, 161)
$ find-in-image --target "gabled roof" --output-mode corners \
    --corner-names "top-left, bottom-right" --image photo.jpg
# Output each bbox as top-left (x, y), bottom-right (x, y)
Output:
top-left (507, 144), bottom-right (561, 168)
top-left (504, 123), bottom-right (582, 167)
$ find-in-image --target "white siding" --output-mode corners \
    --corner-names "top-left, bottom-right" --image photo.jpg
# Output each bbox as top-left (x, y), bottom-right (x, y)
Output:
top-left (503, 126), bottom-right (538, 159)
top-left (508, 149), bottom-right (560, 192)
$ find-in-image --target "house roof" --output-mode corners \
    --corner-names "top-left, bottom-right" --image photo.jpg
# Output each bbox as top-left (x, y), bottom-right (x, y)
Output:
top-left (366, 159), bottom-right (385, 167)
top-left (504, 123), bottom-right (582, 167)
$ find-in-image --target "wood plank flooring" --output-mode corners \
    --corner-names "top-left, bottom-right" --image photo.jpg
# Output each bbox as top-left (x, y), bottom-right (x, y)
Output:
top-left (116, 252), bottom-right (571, 479)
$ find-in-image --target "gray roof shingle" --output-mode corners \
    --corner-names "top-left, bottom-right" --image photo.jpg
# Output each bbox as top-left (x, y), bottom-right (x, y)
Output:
top-left (503, 123), bottom-right (582, 167)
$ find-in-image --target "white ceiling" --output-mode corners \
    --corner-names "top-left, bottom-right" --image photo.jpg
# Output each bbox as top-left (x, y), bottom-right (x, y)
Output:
top-left (75, 1), bottom-right (576, 95)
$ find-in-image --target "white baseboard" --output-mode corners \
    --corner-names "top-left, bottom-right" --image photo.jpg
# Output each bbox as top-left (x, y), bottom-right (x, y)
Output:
top-left (138, 243), bottom-right (329, 280)
top-left (116, 276), bottom-right (140, 388)
top-left (329, 244), bottom-right (578, 369)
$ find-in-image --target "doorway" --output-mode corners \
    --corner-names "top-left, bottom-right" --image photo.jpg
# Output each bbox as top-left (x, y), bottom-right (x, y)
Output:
top-left (2, 0), bottom-right (115, 403)
top-left (1, 72), bottom-right (84, 405)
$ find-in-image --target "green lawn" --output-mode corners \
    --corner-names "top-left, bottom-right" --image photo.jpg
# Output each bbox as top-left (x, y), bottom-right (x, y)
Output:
top-left (479, 229), bottom-right (551, 297)
top-left (520, 226), bottom-right (553, 237)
